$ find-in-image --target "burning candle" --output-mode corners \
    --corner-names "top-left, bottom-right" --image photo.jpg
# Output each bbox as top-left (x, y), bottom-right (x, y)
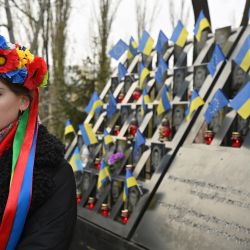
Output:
top-left (101, 203), bottom-right (109, 217)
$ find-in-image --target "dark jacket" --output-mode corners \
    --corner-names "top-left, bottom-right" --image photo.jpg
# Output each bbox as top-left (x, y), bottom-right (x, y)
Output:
top-left (0, 125), bottom-right (77, 250)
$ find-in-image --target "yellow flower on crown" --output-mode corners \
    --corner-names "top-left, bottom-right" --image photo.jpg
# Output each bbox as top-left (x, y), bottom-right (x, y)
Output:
top-left (16, 47), bottom-right (34, 69)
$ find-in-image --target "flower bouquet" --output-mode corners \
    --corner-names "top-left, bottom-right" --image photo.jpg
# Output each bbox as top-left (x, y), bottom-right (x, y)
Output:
top-left (107, 152), bottom-right (125, 173)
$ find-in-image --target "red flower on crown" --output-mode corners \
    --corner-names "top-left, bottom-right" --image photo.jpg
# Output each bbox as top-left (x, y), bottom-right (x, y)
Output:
top-left (0, 49), bottom-right (19, 73)
top-left (24, 57), bottom-right (47, 90)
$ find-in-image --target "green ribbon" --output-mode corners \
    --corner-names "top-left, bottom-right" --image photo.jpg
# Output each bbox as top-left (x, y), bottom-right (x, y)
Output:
top-left (11, 108), bottom-right (30, 180)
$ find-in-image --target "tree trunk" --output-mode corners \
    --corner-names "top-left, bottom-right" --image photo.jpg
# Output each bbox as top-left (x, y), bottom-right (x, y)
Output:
top-left (4, 0), bottom-right (15, 42)
top-left (241, 0), bottom-right (250, 26)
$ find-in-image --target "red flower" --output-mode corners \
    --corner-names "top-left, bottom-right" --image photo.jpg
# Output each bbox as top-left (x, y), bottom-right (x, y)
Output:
top-left (24, 57), bottom-right (47, 90)
top-left (0, 49), bottom-right (19, 73)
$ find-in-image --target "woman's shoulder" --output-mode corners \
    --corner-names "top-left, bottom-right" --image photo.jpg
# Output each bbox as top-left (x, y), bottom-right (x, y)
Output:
top-left (35, 124), bottom-right (65, 169)
top-left (29, 124), bottom-right (70, 214)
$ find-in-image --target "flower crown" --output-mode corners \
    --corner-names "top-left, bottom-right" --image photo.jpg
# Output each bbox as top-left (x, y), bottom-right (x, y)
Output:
top-left (0, 35), bottom-right (48, 90)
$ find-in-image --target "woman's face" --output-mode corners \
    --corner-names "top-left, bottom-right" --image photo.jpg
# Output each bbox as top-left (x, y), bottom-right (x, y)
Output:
top-left (0, 80), bottom-right (22, 130)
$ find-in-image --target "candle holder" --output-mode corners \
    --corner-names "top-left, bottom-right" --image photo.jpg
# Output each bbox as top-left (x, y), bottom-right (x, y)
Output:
top-left (87, 197), bottom-right (95, 210)
top-left (114, 125), bottom-right (120, 136)
top-left (76, 191), bottom-right (82, 204)
top-left (117, 92), bottom-right (125, 103)
top-left (95, 158), bottom-right (101, 170)
top-left (128, 118), bottom-right (138, 138)
top-left (159, 118), bottom-right (171, 141)
top-left (132, 88), bottom-right (141, 101)
top-left (204, 130), bottom-right (214, 145)
top-left (121, 209), bottom-right (129, 224)
top-left (101, 203), bottom-right (109, 217)
top-left (231, 131), bottom-right (241, 148)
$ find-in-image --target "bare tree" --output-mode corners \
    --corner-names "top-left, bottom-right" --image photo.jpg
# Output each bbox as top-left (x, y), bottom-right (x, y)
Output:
top-left (48, 0), bottom-right (71, 137)
top-left (135, 0), bottom-right (160, 40)
top-left (4, 0), bottom-right (15, 41)
top-left (92, 0), bottom-right (122, 93)
top-left (0, 0), bottom-right (72, 137)
top-left (168, 0), bottom-right (192, 31)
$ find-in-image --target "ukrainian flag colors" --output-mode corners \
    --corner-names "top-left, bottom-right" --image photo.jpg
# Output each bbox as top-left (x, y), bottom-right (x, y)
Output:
top-left (230, 82), bottom-right (250, 119)
top-left (171, 20), bottom-right (189, 47)
top-left (157, 84), bottom-right (171, 115)
top-left (194, 10), bottom-right (210, 42)
top-left (103, 128), bottom-right (114, 146)
top-left (97, 159), bottom-right (111, 190)
top-left (123, 168), bottom-right (140, 202)
top-left (185, 90), bottom-right (204, 121)
top-left (141, 88), bottom-right (151, 116)
top-left (127, 36), bottom-right (138, 59)
top-left (64, 119), bottom-right (75, 136)
top-left (235, 35), bottom-right (250, 72)
top-left (84, 91), bottom-right (103, 118)
top-left (69, 146), bottom-right (83, 172)
top-left (138, 31), bottom-right (154, 56)
top-left (79, 123), bottom-right (98, 146)
top-left (139, 63), bottom-right (150, 89)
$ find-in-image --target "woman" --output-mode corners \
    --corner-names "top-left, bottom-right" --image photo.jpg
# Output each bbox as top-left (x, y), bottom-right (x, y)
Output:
top-left (0, 35), bottom-right (76, 249)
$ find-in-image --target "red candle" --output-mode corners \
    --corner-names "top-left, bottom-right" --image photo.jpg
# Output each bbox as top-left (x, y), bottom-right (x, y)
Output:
top-left (121, 209), bottom-right (129, 224)
top-left (204, 130), bottom-right (214, 145)
top-left (117, 93), bottom-right (124, 103)
top-left (101, 203), bottom-right (109, 217)
top-left (114, 126), bottom-right (120, 136)
top-left (162, 126), bottom-right (171, 138)
top-left (95, 158), bottom-right (101, 170)
top-left (76, 193), bottom-right (82, 204)
top-left (231, 132), bottom-right (241, 148)
top-left (132, 88), bottom-right (141, 101)
top-left (129, 124), bottom-right (138, 137)
top-left (87, 197), bottom-right (95, 210)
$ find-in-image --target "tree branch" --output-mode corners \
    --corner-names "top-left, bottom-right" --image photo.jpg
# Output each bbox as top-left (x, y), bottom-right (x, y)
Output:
top-left (10, 0), bottom-right (37, 23)
top-left (0, 24), bottom-right (8, 28)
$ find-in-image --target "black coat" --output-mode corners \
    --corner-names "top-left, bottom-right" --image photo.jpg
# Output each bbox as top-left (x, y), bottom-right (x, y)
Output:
top-left (0, 125), bottom-right (77, 250)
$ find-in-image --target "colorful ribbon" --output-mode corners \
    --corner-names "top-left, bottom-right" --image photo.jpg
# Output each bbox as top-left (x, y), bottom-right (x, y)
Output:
top-left (0, 89), bottom-right (39, 250)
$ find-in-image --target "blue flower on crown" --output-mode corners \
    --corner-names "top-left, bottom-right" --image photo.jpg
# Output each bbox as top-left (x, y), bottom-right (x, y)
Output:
top-left (0, 67), bottom-right (28, 84)
top-left (0, 35), bottom-right (7, 49)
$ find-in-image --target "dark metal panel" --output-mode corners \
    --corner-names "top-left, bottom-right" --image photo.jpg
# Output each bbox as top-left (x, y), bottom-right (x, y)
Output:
top-left (132, 145), bottom-right (250, 250)
top-left (70, 218), bottom-right (146, 250)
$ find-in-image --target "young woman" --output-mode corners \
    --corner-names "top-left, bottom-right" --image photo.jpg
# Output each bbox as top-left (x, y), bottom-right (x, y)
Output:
top-left (0, 35), bottom-right (76, 249)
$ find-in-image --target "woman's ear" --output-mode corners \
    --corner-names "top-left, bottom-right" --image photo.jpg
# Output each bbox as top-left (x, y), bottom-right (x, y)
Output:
top-left (19, 95), bottom-right (30, 112)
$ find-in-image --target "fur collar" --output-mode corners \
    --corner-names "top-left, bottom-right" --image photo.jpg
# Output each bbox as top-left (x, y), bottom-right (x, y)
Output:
top-left (0, 124), bottom-right (65, 223)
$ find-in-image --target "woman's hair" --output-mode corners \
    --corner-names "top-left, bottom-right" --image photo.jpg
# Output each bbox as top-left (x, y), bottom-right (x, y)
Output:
top-left (0, 77), bottom-right (32, 101)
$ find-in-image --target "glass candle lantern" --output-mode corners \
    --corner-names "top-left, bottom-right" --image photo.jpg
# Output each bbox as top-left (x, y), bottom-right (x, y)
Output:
top-left (132, 88), bottom-right (141, 101)
top-left (231, 131), bottom-right (241, 148)
top-left (128, 118), bottom-right (138, 138)
top-left (76, 191), bottom-right (82, 204)
top-left (129, 124), bottom-right (138, 137)
top-left (159, 118), bottom-right (171, 141)
top-left (87, 197), bottom-right (95, 210)
top-left (204, 130), bottom-right (214, 145)
top-left (95, 158), bottom-right (101, 170)
top-left (101, 203), bottom-right (109, 217)
top-left (121, 209), bottom-right (129, 224)
top-left (114, 125), bottom-right (120, 136)
top-left (117, 92), bottom-right (125, 103)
